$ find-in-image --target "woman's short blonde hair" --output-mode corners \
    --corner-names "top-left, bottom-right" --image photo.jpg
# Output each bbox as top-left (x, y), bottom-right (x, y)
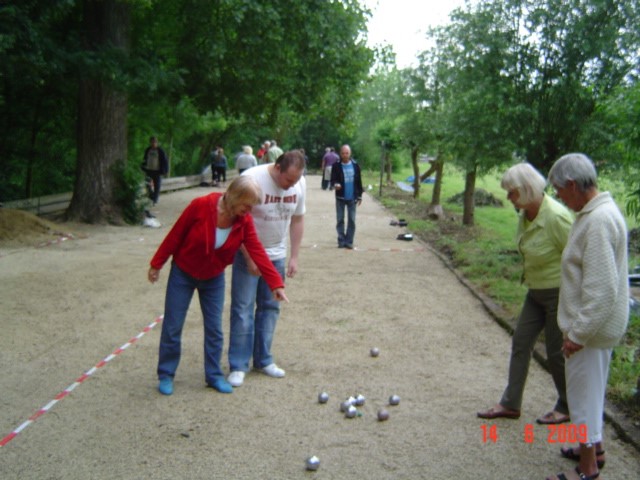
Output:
top-left (242, 145), bottom-right (253, 155)
top-left (223, 175), bottom-right (262, 213)
top-left (501, 162), bottom-right (547, 205)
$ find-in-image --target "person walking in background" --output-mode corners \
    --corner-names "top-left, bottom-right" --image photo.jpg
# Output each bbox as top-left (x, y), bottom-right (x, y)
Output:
top-left (266, 139), bottom-right (283, 163)
top-left (477, 163), bottom-right (573, 425)
top-left (236, 145), bottom-right (258, 174)
top-left (142, 136), bottom-right (169, 205)
top-left (148, 176), bottom-right (288, 396)
top-left (544, 153), bottom-right (629, 480)
top-left (212, 147), bottom-right (228, 186)
top-left (330, 144), bottom-right (363, 249)
top-left (321, 147), bottom-right (339, 190)
top-left (227, 150), bottom-right (306, 388)
top-left (208, 147), bottom-right (220, 185)
top-left (257, 141), bottom-right (270, 164)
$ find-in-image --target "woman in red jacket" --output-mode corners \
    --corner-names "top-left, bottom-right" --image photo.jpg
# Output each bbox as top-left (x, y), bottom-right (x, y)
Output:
top-left (148, 176), bottom-right (288, 395)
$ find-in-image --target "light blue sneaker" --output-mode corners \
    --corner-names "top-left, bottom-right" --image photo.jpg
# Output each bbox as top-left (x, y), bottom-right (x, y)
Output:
top-left (209, 377), bottom-right (233, 394)
top-left (158, 378), bottom-right (174, 395)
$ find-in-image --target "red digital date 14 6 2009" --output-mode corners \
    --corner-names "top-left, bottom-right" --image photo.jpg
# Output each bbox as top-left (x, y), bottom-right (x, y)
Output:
top-left (481, 424), bottom-right (587, 444)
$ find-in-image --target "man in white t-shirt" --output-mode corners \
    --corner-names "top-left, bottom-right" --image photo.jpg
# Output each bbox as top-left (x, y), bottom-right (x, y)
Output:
top-left (227, 150), bottom-right (306, 387)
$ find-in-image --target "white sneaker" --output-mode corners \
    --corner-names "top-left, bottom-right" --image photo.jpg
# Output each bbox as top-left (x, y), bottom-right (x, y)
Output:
top-left (227, 371), bottom-right (245, 387)
top-left (261, 363), bottom-right (285, 378)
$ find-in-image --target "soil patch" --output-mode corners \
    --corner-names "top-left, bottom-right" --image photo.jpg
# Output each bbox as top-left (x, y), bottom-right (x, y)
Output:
top-left (0, 208), bottom-right (80, 248)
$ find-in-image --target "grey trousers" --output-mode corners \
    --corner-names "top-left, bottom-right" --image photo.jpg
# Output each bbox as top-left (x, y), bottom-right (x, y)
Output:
top-left (500, 288), bottom-right (568, 415)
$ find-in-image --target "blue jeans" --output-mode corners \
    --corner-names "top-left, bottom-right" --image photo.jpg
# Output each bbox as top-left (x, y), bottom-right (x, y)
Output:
top-left (228, 253), bottom-right (285, 372)
top-left (157, 263), bottom-right (225, 385)
top-left (148, 171), bottom-right (162, 204)
top-left (336, 198), bottom-right (357, 246)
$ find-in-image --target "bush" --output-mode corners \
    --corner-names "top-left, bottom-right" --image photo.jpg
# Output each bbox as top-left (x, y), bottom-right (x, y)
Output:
top-left (112, 160), bottom-right (148, 225)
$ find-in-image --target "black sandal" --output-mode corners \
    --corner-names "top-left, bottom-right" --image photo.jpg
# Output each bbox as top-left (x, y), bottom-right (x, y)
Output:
top-left (560, 447), bottom-right (605, 469)
top-left (552, 466), bottom-right (600, 480)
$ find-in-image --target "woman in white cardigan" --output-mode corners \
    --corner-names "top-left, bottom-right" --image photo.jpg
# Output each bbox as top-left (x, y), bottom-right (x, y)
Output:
top-left (545, 153), bottom-right (629, 480)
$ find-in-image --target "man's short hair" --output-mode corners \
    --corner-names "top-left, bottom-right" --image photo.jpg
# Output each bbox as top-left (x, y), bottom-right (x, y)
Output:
top-left (276, 150), bottom-right (306, 172)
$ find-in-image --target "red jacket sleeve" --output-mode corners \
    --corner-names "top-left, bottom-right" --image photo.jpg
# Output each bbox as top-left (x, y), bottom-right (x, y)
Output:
top-left (149, 199), bottom-right (198, 270)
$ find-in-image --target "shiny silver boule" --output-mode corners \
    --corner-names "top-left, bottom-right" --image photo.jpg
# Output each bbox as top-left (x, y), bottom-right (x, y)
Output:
top-left (346, 396), bottom-right (356, 406)
top-left (370, 347), bottom-right (380, 357)
top-left (355, 394), bottom-right (365, 406)
top-left (318, 392), bottom-right (329, 404)
top-left (306, 455), bottom-right (320, 471)
top-left (340, 400), bottom-right (351, 412)
top-left (345, 405), bottom-right (357, 418)
top-left (389, 394), bottom-right (401, 406)
top-left (377, 408), bottom-right (390, 421)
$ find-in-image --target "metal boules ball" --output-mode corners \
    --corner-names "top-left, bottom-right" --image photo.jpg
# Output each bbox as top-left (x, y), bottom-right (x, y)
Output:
top-left (346, 396), bottom-right (356, 406)
top-left (355, 394), bottom-right (365, 406)
top-left (377, 409), bottom-right (390, 421)
top-left (389, 394), bottom-right (401, 406)
top-left (370, 347), bottom-right (380, 357)
top-left (340, 400), bottom-right (351, 412)
top-left (345, 405), bottom-right (358, 418)
top-left (306, 455), bottom-right (320, 471)
top-left (318, 392), bottom-right (329, 404)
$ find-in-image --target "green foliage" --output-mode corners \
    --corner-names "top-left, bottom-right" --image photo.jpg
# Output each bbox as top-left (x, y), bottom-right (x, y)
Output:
top-left (111, 159), bottom-right (147, 225)
top-left (134, 0), bottom-right (373, 131)
top-left (608, 312), bottom-right (640, 409)
top-left (293, 117), bottom-right (343, 169)
top-left (582, 82), bottom-right (640, 222)
top-left (357, 0), bottom-right (640, 224)
top-left (426, 1), bottom-right (519, 173)
top-left (409, 0), bottom-right (639, 170)
top-left (0, 0), bottom-right (80, 200)
top-left (352, 68), bottom-right (414, 171)
top-left (1, 0), bottom-right (374, 215)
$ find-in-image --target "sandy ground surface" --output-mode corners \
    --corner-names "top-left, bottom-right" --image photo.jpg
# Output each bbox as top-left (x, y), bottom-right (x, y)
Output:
top-left (1, 176), bottom-right (639, 479)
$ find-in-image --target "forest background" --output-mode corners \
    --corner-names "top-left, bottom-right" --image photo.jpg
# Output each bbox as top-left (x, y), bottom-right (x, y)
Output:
top-left (1, 0), bottom-right (639, 416)
top-left (1, 0), bottom-right (639, 225)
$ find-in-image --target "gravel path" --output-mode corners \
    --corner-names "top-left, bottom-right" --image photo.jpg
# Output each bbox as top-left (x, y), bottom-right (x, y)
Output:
top-left (1, 176), bottom-right (638, 479)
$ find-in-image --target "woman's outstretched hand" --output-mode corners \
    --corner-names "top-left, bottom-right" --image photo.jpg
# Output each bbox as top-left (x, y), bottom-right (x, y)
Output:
top-left (148, 267), bottom-right (160, 283)
top-left (272, 287), bottom-right (289, 303)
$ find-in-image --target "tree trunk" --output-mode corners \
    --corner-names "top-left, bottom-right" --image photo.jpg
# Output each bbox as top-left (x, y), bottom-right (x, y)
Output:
top-left (462, 167), bottom-right (476, 226)
top-left (385, 151), bottom-right (392, 185)
top-left (424, 157), bottom-right (444, 220)
top-left (419, 157), bottom-right (444, 206)
top-left (66, 0), bottom-right (130, 224)
top-left (431, 160), bottom-right (444, 206)
top-left (410, 145), bottom-right (420, 199)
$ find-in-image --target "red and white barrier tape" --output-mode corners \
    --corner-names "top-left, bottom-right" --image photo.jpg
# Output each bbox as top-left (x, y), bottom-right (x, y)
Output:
top-left (0, 315), bottom-right (163, 448)
top-left (37, 233), bottom-right (77, 248)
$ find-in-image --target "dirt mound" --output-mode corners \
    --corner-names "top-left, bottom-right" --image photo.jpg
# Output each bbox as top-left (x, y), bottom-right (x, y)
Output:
top-left (447, 188), bottom-right (504, 207)
top-left (0, 208), bottom-right (77, 248)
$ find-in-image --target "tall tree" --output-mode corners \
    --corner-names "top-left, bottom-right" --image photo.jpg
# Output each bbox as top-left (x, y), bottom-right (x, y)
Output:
top-left (423, 2), bottom-right (518, 225)
top-left (518, 0), bottom-right (640, 170)
top-left (414, 0), bottom-right (639, 225)
top-left (582, 82), bottom-right (640, 221)
top-left (0, 1), bottom-right (80, 201)
top-left (66, 0), bottom-right (131, 223)
top-left (3, 0), bottom-right (373, 221)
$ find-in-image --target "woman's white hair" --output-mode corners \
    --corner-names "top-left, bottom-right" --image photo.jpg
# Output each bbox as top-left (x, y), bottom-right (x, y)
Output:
top-left (548, 153), bottom-right (598, 192)
top-left (501, 162), bottom-right (547, 205)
